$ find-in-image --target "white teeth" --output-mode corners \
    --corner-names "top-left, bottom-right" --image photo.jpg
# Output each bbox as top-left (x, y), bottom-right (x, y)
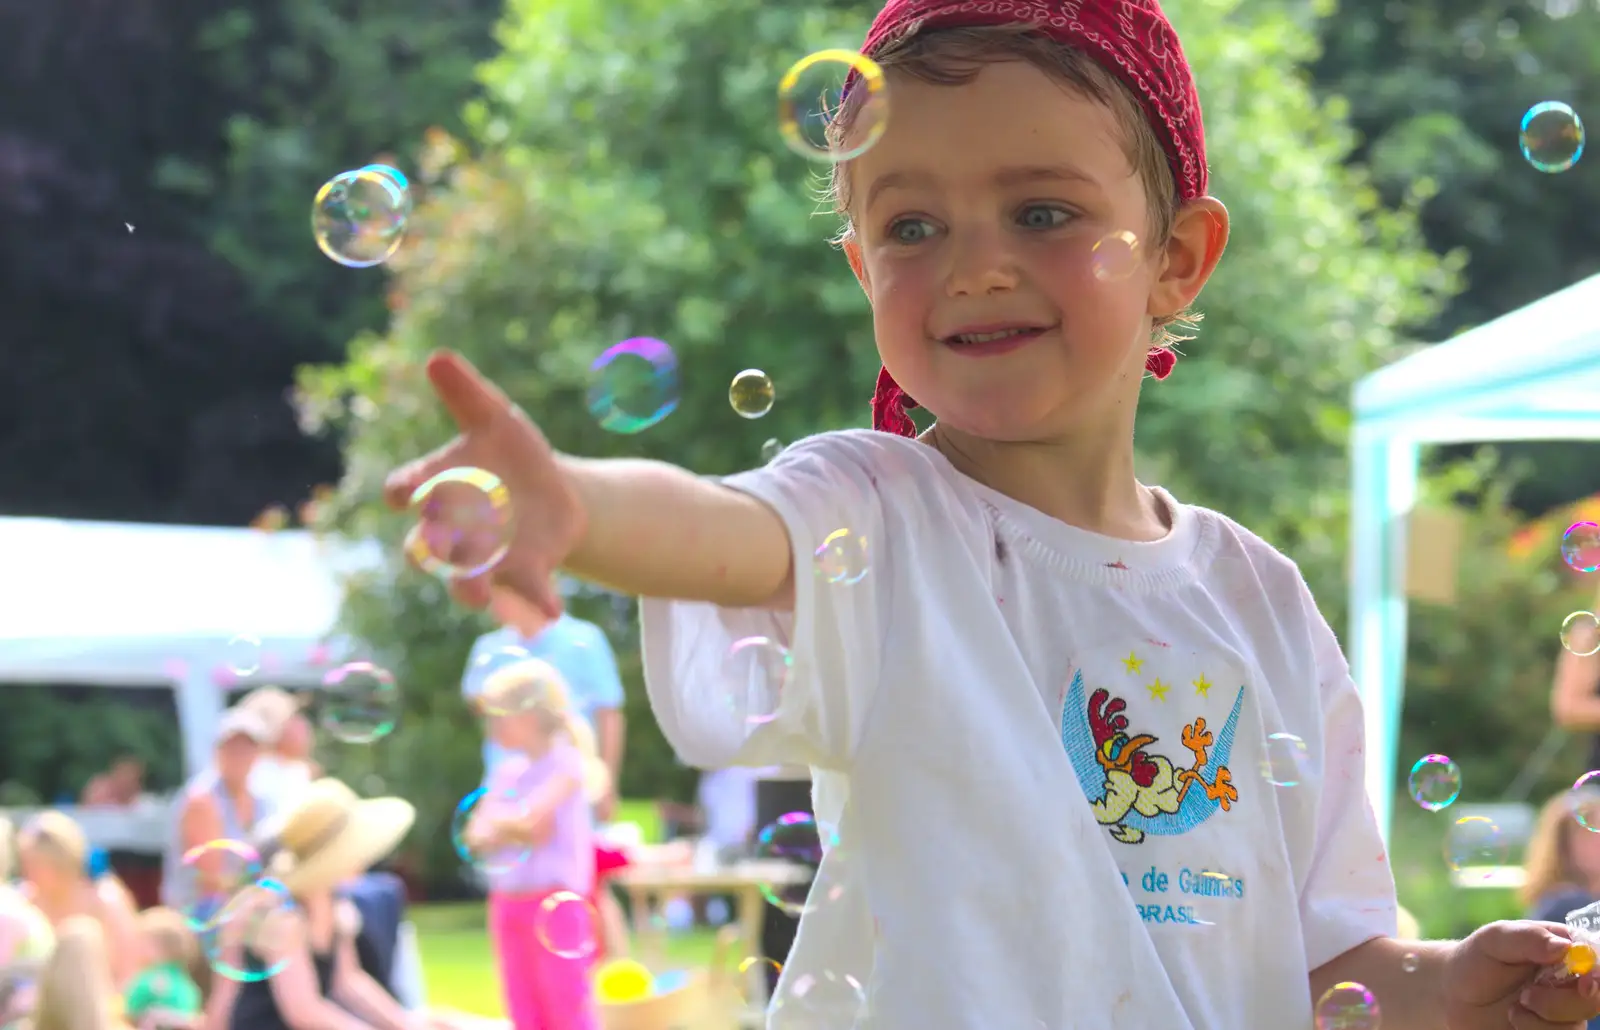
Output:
top-left (953, 328), bottom-right (1032, 344)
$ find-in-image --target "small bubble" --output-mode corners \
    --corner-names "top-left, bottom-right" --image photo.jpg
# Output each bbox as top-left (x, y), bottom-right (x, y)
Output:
top-left (1562, 611), bottom-right (1600, 656)
top-left (1401, 951), bottom-right (1419, 973)
top-left (814, 529), bottom-right (869, 585)
top-left (408, 467), bottom-right (513, 580)
top-left (729, 369), bottom-right (776, 419)
top-left (587, 337), bottom-right (678, 434)
top-left (723, 636), bottom-right (792, 727)
top-left (1564, 522), bottom-right (1600, 572)
top-left (1445, 815), bottom-right (1506, 879)
top-left (319, 661), bottom-right (399, 744)
top-left (450, 785), bottom-right (532, 875)
top-left (1520, 101), bottom-right (1584, 174)
top-left (180, 840), bottom-right (262, 931)
top-left (225, 634), bottom-right (262, 677)
top-left (1090, 230), bottom-right (1141, 281)
top-left (311, 167), bottom-right (410, 267)
top-left (778, 49), bottom-right (889, 163)
top-left (761, 438), bottom-right (785, 463)
top-left (1568, 771), bottom-right (1600, 833)
top-left (1314, 982), bottom-right (1379, 1030)
top-left (535, 890), bottom-right (599, 959)
top-left (1406, 754), bottom-right (1462, 812)
top-left (1260, 732), bottom-right (1309, 787)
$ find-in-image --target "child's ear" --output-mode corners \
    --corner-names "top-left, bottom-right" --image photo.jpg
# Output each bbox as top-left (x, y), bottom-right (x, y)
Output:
top-left (1149, 197), bottom-right (1229, 320)
top-left (843, 239), bottom-right (872, 300)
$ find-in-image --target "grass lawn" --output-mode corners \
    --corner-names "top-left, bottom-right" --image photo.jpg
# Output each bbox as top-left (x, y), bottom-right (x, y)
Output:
top-left (413, 904), bottom-right (722, 1015)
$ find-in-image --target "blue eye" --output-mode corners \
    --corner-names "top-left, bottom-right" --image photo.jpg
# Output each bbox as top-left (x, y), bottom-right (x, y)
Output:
top-left (888, 218), bottom-right (936, 244)
top-left (1018, 204), bottom-right (1071, 230)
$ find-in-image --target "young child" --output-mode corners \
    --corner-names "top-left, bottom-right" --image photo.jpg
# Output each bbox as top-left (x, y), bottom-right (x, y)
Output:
top-left (386, 0), bottom-right (1600, 1025)
top-left (123, 908), bottom-right (201, 1030)
top-left (466, 660), bottom-right (608, 1030)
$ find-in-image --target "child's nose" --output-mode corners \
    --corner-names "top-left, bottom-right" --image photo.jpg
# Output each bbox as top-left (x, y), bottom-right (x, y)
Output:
top-left (943, 230), bottom-right (1020, 297)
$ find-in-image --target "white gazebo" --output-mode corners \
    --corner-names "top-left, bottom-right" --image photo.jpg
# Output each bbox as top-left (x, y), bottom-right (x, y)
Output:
top-left (1350, 272), bottom-right (1600, 839)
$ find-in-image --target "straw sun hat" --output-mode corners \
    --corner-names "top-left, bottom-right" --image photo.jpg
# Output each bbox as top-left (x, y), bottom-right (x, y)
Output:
top-left (253, 779), bottom-right (413, 897)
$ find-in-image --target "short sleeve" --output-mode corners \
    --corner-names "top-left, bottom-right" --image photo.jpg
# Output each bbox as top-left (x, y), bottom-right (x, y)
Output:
top-left (1297, 583), bottom-right (1401, 968)
top-left (574, 622), bottom-right (626, 710)
top-left (640, 431), bottom-right (899, 772)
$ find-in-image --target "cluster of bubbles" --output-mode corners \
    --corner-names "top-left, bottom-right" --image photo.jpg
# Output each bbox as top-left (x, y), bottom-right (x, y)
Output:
top-left (221, 634), bottom-right (401, 745)
top-left (178, 840), bottom-right (298, 983)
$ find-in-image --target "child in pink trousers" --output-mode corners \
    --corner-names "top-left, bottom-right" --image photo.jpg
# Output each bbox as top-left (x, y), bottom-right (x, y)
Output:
top-left (467, 658), bottom-right (610, 1030)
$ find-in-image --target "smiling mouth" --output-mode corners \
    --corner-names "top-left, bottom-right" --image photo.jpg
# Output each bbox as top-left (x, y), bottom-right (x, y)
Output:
top-left (943, 326), bottom-right (1053, 345)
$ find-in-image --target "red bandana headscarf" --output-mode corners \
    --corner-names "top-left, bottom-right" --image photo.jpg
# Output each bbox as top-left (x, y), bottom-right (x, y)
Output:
top-left (860, 0), bottom-right (1209, 437)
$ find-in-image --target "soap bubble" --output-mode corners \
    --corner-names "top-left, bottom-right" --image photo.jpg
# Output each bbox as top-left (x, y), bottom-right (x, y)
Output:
top-left (180, 840), bottom-right (262, 930)
top-left (1562, 611), bottom-right (1600, 656)
top-left (778, 50), bottom-right (889, 162)
top-left (738, 956), bottom-right (783, 1004)
top-left (1314, 982), bottom-right (1379, 1030)
top-left (200, 877), bottom-right (298, 983)
top-left (1520, 101), bottom-right (1584, 174)
top-left (319, 661), bottom-right (399, 744)
top-left (1260, 732), bottom-right (1309, 787)
top-left (225, 634), bottom-right (262, 677)
top-left (535, 890), bottom-right (599, 959)
top-left (761, 439), bottom-right (785, 463)
top-left (408, 467), bottom-right (513, 580)
top-left (311, 167), bottom-right (410, 268)
top-left (1406, 754), bottom-right (1462, 812)
top-left (723, 636), bottom-right (791, 727)
top-left (1401, 951), bottom-right (1419, 973)
top-left (771, 969), bottom-right (867, 1023)
top-left (814, 529), bottom-right (869, 585)
top-left (1563, 522), bottom-right (1600, 572)
top-left (450, 786), bottom-right (532, 875)
top-left (1569, 771), bottom-right (1600, 833)
top-left (1445, 815), bottom-right (1506, 877)
top-left (1090, 230), bottom-right (1141, 282)
top-left (729, 369), bottom-right (776, 419)
top-left (588, 338), bottom-right (679, 434)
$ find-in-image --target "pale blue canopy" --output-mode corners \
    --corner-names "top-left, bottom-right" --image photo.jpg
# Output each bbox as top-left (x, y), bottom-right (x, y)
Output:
top-left (1350, 272), bottom-right (1600, 839)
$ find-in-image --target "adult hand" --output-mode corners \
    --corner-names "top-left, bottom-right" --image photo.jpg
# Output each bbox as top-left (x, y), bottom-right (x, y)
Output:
top-left (384, 351), bottom-right (586, 617)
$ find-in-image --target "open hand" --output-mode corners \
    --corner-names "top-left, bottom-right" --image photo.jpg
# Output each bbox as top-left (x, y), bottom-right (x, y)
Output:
top-left (383, 350), bottom-right (585, 616)
top-left (1444, 920), bottom-right (1600, 1029)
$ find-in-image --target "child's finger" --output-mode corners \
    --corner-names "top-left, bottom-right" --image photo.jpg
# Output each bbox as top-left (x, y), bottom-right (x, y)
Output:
top-left (427, 350), bottom-right (513, 433)
top-left (1517, 978), bottom-right (1600, 1025)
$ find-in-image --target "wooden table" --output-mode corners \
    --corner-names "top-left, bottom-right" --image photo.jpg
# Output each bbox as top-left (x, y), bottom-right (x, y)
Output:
top-left (613, 861), bottom-right (813, 1028)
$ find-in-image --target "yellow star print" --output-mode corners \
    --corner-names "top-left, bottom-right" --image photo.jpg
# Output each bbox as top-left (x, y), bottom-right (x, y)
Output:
top-left (1122, 651), bottom-right (1143, 674)
top-left (1147, 678), bottom-right (1169, 701)
top-left (1193, 674), bottom-right (1212, 698)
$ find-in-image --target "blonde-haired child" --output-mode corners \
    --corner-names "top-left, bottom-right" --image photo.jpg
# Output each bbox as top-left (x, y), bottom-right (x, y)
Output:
top-left (466, 659), bottom-right (607, 1030)
top-left (122, 909), bottom-right (201, 1030)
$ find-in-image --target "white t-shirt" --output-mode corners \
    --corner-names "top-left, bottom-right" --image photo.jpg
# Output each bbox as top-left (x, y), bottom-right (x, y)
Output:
top-left (641, 430), bottom-right (1397, 1029)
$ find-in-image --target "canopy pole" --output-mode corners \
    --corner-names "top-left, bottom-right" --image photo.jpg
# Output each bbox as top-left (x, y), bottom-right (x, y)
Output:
top-left (1349, 431), bottom-right (1419, 842)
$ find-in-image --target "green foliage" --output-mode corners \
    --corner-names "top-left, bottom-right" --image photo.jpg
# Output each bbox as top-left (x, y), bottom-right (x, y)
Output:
top-left (297, 0), bottom-right (1458, 876)
top-left (0, 689), bottom-right (184, 804)
top-left (186, 0), bottom-right (501, 357)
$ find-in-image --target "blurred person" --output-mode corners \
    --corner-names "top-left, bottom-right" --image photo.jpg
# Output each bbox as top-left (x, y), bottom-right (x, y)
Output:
top-left (15, 814), bottom-right (140, 988)
top-left (1524, 789), bottom-right (1600, 925)
top-left (462, 590), bottom-right (631, 958)
top-left (162, 709), bottom-right (272, 925)
top-left (240, 690), bottom-right (319, 813)
top-left (225, 779), bottom-right (455, 1030)
top-left (80, 759), bottom-right (145, 809)
top-left (1552, 586), bottom-right (1600, 773)
top-left (464, 661), bottom-right (608, 1030)
top-left (28, 916), bottom-right (125, 1030)
top-left (0, 817), bottom-right (55, 1029)
top-left (697, 766), bottom-right (758, 864)
top-left (122, 909), bottom-right (201, 1030)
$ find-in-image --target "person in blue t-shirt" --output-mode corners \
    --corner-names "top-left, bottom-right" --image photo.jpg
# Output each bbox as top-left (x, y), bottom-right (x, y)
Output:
top-left (461, 588), bottom-right (633, 956)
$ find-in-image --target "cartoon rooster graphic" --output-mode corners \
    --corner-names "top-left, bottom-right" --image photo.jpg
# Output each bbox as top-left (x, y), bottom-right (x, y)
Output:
top-left (1061, 671), bottom-right (1244, 844)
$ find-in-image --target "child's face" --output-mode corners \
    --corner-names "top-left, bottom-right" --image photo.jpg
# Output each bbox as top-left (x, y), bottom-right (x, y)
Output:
top-left (845, 60), bottom-right (1168, 441)
top-left (487, 709), bottom-right (543, 751)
